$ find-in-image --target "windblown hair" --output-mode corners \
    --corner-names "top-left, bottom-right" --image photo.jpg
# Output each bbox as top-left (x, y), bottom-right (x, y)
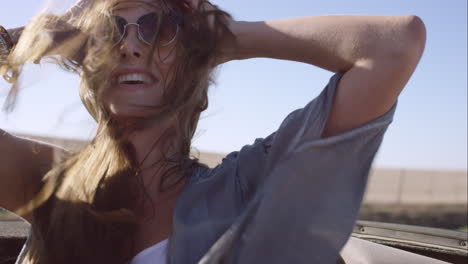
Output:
top-left (0, 0), bottom-right (234, 263)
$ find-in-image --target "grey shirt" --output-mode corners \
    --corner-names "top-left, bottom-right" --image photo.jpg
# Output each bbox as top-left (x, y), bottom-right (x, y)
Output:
top-left (15, 72), bottom-right (397, 264)
top-left (168, 71), bottom-right (397, 264)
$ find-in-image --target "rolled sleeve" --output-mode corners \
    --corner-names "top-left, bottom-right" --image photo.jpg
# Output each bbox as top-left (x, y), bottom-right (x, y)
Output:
top-left (201, 71), bottom-right (398, 264)
top-left (231, 72), bottom-right (397, 200)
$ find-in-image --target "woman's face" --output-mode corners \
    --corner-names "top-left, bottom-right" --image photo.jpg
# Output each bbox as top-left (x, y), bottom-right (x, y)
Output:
top-left (103, 0), bottom-right (179, 119)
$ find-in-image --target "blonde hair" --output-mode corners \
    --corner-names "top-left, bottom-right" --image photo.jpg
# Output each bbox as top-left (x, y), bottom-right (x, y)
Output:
top-left (1, 0), bottom-right (234, 263)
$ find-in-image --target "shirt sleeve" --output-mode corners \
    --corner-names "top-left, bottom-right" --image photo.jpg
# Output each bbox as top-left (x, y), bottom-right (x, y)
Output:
top-left (222, 71), bottom-right (397, 201)
top-left (200, 71), bottom-right (399, 264)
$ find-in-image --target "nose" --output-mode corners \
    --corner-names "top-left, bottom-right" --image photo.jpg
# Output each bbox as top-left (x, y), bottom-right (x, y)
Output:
top-left (118, 26), bottom-right (144, 60)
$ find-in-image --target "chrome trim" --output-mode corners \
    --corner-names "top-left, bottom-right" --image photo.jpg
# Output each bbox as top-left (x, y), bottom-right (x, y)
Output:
top-left (353, 220), bottom-right (468, 256)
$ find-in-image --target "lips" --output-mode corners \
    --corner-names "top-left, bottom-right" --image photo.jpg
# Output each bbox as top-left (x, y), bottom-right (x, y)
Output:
top-left (112, 69), bottom-right (159, 88)
top-left (117, 73), bottom-right (153, 85)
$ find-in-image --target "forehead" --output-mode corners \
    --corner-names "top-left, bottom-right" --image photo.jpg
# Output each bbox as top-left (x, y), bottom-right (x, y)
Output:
top-left (112, 0), bottom-right (162, 13)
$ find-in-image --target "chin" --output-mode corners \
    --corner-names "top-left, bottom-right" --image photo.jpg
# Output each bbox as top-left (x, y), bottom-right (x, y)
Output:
top-left (107, 104), bottom-right (174, 133)
top-left (103, 88), bottom-right (164, 116)
top-left (109, 105), bottom-right (148, 118)
top-left (107, 100), bottom-right (167, 120)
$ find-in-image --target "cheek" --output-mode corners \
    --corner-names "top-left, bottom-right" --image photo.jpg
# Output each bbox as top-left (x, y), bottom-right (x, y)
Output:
top-left (153, 45), bottom-right (178, 67)
top-left (153, 54), bottom-right (178, 86)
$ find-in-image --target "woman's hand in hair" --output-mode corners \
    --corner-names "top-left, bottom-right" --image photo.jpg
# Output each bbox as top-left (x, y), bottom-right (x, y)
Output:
top-left (5, 0), bottom-right (91, 62)
top-left (185, 0), bottom-right (225, 29)
top-left (185, 0), bottom-right (237, 65)
top-left (63, 0), bottom-right (94, 21)
top-left (39, 0), bottom-right (93, 64)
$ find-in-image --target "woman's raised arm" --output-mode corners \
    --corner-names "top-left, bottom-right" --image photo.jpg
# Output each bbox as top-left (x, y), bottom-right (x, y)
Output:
top-left (224, 15), bottom-right (426, 137)
top-left (0, 129), bottom-right (63, 223)
top-left (0, 1), bottom-right (92, 222)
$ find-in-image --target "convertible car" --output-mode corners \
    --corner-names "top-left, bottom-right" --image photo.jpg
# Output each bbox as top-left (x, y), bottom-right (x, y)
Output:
top-left (1, 219), bottom-right (466, 263)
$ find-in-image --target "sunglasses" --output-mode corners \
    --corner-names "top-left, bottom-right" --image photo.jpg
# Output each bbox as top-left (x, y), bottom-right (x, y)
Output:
top-left (112, 12), bottom-right (183, 47)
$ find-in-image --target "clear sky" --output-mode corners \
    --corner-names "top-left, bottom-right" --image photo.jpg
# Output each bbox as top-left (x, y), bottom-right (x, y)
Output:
top-left (0, 0), bottom-right (466, 170)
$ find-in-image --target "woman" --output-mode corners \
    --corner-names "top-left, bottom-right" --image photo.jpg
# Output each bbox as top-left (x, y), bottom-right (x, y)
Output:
top-left (0, 0), bottom-right (426, 263)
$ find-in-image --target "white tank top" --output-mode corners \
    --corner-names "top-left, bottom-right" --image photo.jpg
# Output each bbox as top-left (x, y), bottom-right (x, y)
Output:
top-left (129, 239), bottom-right (168, 264)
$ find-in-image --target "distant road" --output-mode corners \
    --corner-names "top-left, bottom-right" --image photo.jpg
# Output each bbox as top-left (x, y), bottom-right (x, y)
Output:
top-left (365, 169), bottom-right (467, 205)
top-left (11, 133), bottom-right (468, 206)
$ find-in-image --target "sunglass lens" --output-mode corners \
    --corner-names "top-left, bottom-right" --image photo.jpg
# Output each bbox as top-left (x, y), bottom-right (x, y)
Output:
top-left (158, 16), bottom-right (178, 46)
top-left (113, 16), bottom-right (127, 42)
top-left (139, 13), bottom-right (177, 46)
top-left (138, 13), bottom-right (159, 44)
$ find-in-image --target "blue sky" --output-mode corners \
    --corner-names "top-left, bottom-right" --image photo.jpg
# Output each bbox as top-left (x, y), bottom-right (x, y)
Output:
top-left (0, 0), bottom-right (466, 170)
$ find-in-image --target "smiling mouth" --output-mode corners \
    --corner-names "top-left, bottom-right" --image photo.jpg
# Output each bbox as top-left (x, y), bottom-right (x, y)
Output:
top-left (117, 73), bottom-right (156, 85)
top-left (121, 80), bottom-right (144, 85)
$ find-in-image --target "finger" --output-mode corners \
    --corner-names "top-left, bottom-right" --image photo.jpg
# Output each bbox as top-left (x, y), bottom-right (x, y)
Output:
top-left (185, 0), bottom-right (200, 9)
top-left (186, 0), bottom-right (216, 11)
top-left (63, 0), bottom-right (93, 20)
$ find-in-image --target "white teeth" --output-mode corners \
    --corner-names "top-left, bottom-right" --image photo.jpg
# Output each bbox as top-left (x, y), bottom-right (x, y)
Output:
top-left (117, 73), bottom-right (152, 84)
